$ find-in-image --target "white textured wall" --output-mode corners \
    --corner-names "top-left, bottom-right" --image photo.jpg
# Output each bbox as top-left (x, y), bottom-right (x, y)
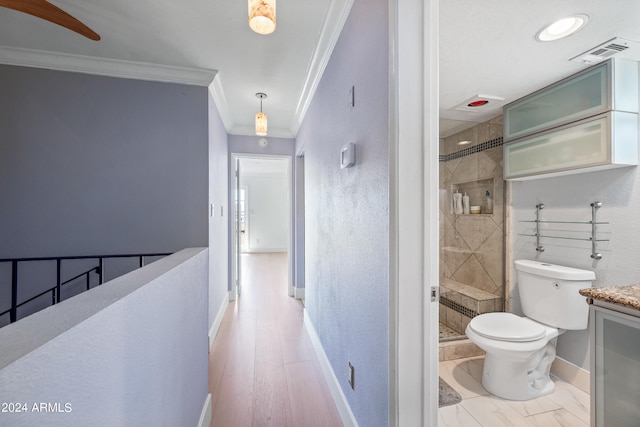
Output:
top-left (511, 166), bottom-right (640, 369)
top-left (0, 248), bottom-right (209, 426)
top-left (242, 173), bottom-right (289, 252)
top-left (511, 65), bottom-right (640, 370)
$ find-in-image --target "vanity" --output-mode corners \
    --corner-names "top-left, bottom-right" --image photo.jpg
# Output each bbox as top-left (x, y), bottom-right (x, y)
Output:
top-left (579, 285), bottom-right (640, 427)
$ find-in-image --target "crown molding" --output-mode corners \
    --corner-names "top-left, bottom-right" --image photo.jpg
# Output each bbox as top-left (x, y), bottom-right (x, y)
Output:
top-left (289, 0), bottom-right (356, 136)
top-left (0, 46), bottom-right (217, 86)
top-left (209, 75), bottom-right (236, 132)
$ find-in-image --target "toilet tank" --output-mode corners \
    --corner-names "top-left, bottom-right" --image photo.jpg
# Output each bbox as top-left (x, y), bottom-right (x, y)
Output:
top-left (515, 260), bottom-right (596, 330)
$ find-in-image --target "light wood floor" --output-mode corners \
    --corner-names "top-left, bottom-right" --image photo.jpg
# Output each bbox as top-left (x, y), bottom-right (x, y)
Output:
top-left (209, 253), bottom-right (343, 427)
top-left (439, 356), bottom-right (590, 426)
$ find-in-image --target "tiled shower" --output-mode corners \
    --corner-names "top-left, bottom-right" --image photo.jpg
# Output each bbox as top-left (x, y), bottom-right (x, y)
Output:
top-left (439, 116), bottom-right (505, 341)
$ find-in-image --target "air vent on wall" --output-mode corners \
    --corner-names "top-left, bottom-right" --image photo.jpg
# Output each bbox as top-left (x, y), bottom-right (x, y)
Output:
top-left (570, 37), bottom-right (640, 64)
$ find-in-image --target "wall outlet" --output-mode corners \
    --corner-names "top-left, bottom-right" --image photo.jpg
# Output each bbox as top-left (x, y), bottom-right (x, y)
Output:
top-left (348, 361), bottom-right (355, 390)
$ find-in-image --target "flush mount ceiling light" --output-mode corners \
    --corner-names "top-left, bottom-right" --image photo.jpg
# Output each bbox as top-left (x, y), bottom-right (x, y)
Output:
top-left (467, 100), bottom-right (489, 107)
top-left (248, 0), bottom-right (276, 35)
top-left (454, 94), bottom-right (505, 112)
top-left (536, 14), bottom-right (589, 42)
top-left (255, 92), bottom-right (268, 136)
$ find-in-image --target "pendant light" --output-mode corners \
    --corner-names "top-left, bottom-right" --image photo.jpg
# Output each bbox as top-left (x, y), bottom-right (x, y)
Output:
top-left (248, 0), bottom-right (276, 35)
top-left (255, 92), bottom-right (268, 136)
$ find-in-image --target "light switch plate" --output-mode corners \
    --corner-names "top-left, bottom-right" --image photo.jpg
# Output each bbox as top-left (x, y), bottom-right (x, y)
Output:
top-left (341, 143), bottom-right (356, 169)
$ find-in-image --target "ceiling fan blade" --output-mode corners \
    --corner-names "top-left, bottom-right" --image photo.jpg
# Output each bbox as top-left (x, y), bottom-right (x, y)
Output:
top-left (0, 0), bottom-right (100, 40)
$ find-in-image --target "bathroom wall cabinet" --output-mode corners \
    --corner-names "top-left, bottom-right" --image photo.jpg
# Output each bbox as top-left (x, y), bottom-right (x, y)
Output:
top-left (590, 303), bottom-right (640, 427)
top-left (504, 111), bottom-right (638, 180)
top-left (503, 58), bottom-right (639, 180)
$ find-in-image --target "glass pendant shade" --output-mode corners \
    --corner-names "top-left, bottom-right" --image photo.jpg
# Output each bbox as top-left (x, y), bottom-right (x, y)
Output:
top-left (248, 0), bottom-right (276, 35)
top-left (255, 112), bottom-right (268, 136)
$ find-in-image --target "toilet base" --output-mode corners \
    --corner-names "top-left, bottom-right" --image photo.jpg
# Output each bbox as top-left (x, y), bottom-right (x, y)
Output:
top-left (481, 340), bottom-right (557, 401)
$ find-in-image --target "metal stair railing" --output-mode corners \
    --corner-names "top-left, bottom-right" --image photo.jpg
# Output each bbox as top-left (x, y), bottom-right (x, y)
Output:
top-left (0, 252), bottom-right (171, 325)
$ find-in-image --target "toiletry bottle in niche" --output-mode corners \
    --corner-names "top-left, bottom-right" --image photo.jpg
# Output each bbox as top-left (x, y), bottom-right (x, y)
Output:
top-left (462, 192), bottom-right (470, 214)
top-left (484, 190), bottom-right (493, 214)
top-left (453, 190), bottom-right (463, 215)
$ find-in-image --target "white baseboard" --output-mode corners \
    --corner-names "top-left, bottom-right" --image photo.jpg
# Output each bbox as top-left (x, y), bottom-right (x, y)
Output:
top-left (551, 357), bottom-right (590, 394)
top-left (303, 310), bottom-right (358, 427)
top-left (295, 287), bottom-right (305, 300)
top-left (197, 393), bottom-right (212, 427)
top-left (209, 297), bottom-right (229, 351)
top-left (228, 289), bottom-right (236, 301)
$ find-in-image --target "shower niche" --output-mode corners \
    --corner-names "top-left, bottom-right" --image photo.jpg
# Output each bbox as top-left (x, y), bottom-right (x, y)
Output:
top-left (450, 178), bottom-right (494, 215)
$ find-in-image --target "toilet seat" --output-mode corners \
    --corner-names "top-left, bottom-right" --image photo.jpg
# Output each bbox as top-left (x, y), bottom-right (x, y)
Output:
top-left (468, 312), bottom-right (546, 342)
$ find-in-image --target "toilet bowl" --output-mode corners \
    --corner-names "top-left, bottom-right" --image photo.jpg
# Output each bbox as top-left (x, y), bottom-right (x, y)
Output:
top-left (465, 312), bottom-right (560, 400)
top-left (465, 260), bottom-right (595, 401)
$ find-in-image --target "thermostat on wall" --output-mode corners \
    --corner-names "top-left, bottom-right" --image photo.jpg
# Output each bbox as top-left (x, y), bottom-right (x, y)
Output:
top-left (341, 143), bottom-right (356, 169)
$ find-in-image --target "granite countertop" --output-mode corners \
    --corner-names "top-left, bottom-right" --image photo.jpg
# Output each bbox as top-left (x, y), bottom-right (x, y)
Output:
top-left (579, 284), bottom-right (640, 311)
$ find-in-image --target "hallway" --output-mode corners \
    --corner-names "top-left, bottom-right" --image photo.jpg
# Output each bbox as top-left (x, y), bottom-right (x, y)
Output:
top-left (208, 253), bottom-right (343, 426)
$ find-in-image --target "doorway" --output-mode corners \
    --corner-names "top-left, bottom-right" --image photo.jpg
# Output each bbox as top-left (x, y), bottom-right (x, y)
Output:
top-left (231, 154), bottom-right (293, 299)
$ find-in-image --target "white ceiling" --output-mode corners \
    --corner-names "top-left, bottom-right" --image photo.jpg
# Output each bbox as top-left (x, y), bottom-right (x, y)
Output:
top-left (439, 0), bottom-right (640, 137)
top-left (0, 0), bottom-right (352, 138)
top-left (1, 0), bottom-right (640, 139)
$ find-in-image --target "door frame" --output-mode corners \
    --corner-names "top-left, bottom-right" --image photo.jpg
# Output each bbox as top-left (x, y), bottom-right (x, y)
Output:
top-left (230, 153), bottom-right (294, 299)
top-left (390, 0), bottom-right (439, 425)
top-left (239, 185), bottom-right (249, 253)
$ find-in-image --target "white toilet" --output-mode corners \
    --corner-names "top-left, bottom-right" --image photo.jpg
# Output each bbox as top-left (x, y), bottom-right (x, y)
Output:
top-left (465, 259), bottom-right (595, 401)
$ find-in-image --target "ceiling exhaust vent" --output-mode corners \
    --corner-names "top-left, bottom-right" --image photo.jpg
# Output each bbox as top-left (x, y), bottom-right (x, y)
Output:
top-left (570, 37), bottom-right (640, 64)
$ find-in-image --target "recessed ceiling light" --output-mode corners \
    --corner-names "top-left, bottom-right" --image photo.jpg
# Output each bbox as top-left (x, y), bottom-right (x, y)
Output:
top-left (457, 140), bottom-right (472, 146)
top-left (536, 14), bottom-right (589, 42)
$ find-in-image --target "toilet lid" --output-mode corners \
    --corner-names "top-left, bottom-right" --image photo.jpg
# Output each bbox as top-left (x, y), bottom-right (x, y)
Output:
top-left (468, 312), bottom-right (547, 342)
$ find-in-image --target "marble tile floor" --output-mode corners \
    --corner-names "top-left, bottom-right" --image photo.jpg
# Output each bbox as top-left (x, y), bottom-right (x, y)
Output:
top-left (439, 356), bottom-right (590, 427)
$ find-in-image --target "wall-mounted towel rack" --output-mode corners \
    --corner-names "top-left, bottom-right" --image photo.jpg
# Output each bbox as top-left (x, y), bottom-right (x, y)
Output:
top-left (518, 201), bottom-right (608, 259)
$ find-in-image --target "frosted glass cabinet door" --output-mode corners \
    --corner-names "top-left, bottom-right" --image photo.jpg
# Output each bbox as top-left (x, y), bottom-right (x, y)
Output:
top-left (504, 111), bottom-right (638, 180)
top-left (504, 59), bottom-right (639, 141)
top-left (504, 63), bottom-right (608, 141)
top-left (592, 306), bottom-right (640, 427)
top-left (504, 114), bottom-right (609, 180)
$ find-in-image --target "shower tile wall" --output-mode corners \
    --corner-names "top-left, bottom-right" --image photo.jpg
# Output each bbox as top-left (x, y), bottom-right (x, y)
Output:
top-left (440, 116), bottom-right (504, 335)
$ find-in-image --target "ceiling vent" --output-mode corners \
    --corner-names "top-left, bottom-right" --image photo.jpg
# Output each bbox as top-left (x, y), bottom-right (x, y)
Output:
top-left (570, 37), bottom-right (640, 64)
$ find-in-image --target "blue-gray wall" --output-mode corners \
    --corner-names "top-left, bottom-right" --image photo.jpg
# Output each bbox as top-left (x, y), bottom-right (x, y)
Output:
top-left (296, 0), bottom-right (390, 423)
top-left (208, 88), bottom-right (230, 335)
top-left (294, 155), bottom-right (305, 292)
top-left (0, 65), bottom-right (209, 319)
